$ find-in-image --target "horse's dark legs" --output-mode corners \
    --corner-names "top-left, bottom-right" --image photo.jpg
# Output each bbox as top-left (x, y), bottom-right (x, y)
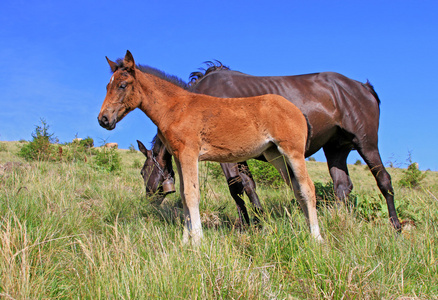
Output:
top-left (221, 163), bottom-right (250, 225)
top-left (220, 162), bottom-right (263, 226)
top-left (356, 145), bottom-right (401, 231)
top-left (237, 162), bottom-right (264, 222)
top-left (323, 145), bottom-right (354, 201)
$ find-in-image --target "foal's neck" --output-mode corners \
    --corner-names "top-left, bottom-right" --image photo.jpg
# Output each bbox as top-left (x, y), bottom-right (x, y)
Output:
top-left (136, 70), bottom-right (191, 127)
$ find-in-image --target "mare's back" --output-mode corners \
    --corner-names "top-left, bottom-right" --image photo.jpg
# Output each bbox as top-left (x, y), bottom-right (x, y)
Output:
top-left (190, 69), bottom-right (381, 155)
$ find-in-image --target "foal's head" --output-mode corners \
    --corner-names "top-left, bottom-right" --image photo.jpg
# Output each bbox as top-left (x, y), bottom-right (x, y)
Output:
top-left (98, 50), bottom-right (140, 130)
top-left (137, 140), bottom-right (175, 203)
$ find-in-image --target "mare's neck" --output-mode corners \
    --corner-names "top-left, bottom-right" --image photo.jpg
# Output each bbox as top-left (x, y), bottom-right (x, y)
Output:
top-left (136, 70), bottom-right (190, 127)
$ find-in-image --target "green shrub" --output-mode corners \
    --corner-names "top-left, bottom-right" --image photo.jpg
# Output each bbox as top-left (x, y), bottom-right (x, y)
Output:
top-left (203, 159), bottom-right (285, 188)
top-left (313, 181), bottom-right (386, 222)
top-left (128, 143), bottom-right (137, 153)
top-left (354, 159), bottom-right (362, 166)
top-left (355, 194), bottom-right (386, 221)
top-left (314, 181), bottom-right (337, 205)
top-left (399, 156), bottom-right (426, 188)
top-left (18, 119), bottom-right (60, 161)
top-left (205, 161), bottom-right (223, 180)
top-left (92, 147), bottom-right (121, 172)
top-left (307, 156), bottom-right (316, 162)
top-left (80, 136), bottom-right (94, 148)
top-left (62, 142), bottom-right (90, 163)
top-left (0, 142), bottom-right (7, 152)
top-left (247, 160), bottom-right (284, 188)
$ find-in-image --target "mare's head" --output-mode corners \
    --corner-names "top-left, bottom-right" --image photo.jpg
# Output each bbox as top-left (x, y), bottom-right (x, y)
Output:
top-left (98, 50), bottom-right (140, 130)
top-left (137, 139), bottom-right (175, 204)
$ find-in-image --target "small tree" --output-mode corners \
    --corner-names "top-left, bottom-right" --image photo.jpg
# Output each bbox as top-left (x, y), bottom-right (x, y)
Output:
top-left (18, 118), bottom-right (59, 161)
top-left (399, 153), bottom-right (426, 188)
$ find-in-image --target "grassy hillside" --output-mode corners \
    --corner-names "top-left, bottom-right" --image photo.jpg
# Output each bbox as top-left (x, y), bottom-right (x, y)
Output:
top-left (1, 141), bottom-right (437, 299)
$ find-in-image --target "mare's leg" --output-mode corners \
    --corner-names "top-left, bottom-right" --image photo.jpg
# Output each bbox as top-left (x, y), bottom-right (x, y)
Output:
top-left (221, 162), bottom-right (264, 225)
top-left (220, 162), bottom-right (250, 225)
top-left (237, 162), bottom-right (264, 222)
top-left (323, 144), bottom-right (354, 202)
top-left (356, 143), bottom-right (401, 231)
top-left (264, 148), bottom-right (322, 241)
top-left (175, 157), bottom-right (203, 245)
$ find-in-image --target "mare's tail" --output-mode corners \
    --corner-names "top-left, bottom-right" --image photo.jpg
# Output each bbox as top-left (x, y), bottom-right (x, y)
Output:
top-left (304, 114), bottom-right (312, 153)
top-left (364, 80), bottom-right (381, 106)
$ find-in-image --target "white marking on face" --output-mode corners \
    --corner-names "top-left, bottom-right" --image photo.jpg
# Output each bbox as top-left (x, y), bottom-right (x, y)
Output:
top-left (110, 75), bottom-right (114, 84)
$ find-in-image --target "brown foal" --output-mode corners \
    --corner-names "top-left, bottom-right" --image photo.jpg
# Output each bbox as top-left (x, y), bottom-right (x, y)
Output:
top-left (98, 51), bottom-right (322, 244)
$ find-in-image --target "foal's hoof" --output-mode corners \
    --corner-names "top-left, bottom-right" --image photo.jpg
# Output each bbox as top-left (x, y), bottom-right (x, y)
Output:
top-left (314, 234), bottom-right (324, 243)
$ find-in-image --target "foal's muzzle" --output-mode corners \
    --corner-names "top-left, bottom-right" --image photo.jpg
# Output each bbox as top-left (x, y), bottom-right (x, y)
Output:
top-left (98, 114), bottom-right (116, 130)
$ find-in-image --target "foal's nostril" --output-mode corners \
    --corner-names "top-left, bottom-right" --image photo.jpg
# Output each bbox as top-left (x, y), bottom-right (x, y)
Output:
top-left (98, 115), bottom-right (109, 127)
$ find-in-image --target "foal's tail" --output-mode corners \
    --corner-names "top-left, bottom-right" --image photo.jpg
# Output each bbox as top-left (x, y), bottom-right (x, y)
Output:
top-left (304, 114), bottom-right (312, 153)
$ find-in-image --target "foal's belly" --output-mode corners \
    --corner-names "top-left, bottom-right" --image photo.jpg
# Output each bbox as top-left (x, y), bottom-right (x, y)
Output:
top-left (198, 140), bottom-right (273, 163)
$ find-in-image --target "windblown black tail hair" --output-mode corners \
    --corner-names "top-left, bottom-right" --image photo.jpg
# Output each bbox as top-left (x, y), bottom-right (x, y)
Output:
top-left (304, 114), bottom-right (312, 153)
top-left (364, 80), bottom-right (381, 105)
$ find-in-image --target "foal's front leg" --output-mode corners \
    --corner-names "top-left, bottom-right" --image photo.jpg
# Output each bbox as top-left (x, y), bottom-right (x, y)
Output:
top-left (175, 157), bottom-right (203, 245)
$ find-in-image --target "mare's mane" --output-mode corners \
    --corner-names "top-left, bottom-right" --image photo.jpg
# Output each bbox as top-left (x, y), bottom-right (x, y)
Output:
top-left (188, 61), bottom-right (230, 87)
top-left (151, 134), bottom-right (160, 151)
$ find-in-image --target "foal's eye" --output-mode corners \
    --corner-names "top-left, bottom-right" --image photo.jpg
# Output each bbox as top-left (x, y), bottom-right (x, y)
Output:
top-left (119, 83), bottom-right (127, 89)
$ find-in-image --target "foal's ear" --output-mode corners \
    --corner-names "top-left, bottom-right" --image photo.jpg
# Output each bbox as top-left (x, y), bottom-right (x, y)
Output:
top-left (106, 56), bottom-right (118, 73)
top-left (124, 50), bottom-right (136, 72)
top-left (137, 140), bottom-right (149, 157)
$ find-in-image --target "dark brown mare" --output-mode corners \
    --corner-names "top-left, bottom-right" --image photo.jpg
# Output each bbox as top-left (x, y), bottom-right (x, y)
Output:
top-left (141, 61), bottom-right (401, 232)
top-left (98, 51), bottom-right (323, 244)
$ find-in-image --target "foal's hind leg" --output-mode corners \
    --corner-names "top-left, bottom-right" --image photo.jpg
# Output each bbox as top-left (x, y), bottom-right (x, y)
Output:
top-left (264, 148), bottom-right (322, 241)
top-left (287, 153), bottom-right (322, 241)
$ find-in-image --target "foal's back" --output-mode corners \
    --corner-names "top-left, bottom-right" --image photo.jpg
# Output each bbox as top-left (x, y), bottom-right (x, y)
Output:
top-left (163, 93), bottom-right (309, 163)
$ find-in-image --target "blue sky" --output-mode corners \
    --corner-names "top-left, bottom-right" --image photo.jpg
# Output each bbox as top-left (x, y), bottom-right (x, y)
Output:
top-left (1, 1), bottom-right (437, 171)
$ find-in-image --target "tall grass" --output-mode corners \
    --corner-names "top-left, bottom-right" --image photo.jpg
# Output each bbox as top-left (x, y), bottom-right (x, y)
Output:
top-left (0, 141), bottom-right (437, 299)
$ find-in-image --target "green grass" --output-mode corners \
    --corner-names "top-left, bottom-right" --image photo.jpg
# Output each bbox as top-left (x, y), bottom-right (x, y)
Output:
top-left (0, 141), bottom-right (437, 299)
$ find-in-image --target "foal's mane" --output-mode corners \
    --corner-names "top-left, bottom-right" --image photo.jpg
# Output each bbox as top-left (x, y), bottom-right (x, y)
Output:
top-left (112, 59), bottom-right (230, 91)
top-left (113, 59), bottom-right (189, 90)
